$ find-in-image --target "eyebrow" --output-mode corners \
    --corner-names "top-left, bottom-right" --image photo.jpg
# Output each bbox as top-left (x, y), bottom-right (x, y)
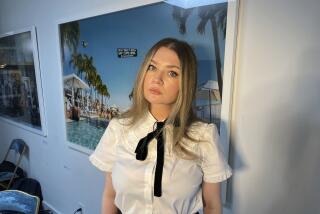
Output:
top-left (151, 59), bottom-right (180, 70)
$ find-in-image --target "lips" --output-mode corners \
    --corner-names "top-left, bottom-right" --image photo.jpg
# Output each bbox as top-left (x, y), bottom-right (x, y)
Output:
top-left (149, 88), bottom-right (161, 95)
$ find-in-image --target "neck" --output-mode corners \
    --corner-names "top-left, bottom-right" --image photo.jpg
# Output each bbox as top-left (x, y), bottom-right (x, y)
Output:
top-left (149, 104), bottom-right (172, 121)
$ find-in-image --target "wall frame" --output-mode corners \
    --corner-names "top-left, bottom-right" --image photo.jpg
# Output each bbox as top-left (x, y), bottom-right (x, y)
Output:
top-left (0, 26), bottom-right (47, 136)
top-left (57, 0), bottom-right (239, 205)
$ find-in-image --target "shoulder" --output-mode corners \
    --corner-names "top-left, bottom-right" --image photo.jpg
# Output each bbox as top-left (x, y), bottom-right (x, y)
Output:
top-left (186, 121), bottom-right (222, 159)
top-left (187, 121), bottom-right (218, 141)
top-left (107, 117), bottom-right (131, 130)
top-left (107, 116), bottom-right (145, 141)
top-left (178, 121), bottom-right (218, 156)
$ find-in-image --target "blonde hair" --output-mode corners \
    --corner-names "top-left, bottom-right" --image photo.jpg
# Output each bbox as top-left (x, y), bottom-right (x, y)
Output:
top-left (121, 38), bottom-right (200, 159)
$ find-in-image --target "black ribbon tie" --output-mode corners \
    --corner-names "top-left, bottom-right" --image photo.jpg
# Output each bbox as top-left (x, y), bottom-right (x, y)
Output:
top-left (135, 121), bottom-right (165, 197)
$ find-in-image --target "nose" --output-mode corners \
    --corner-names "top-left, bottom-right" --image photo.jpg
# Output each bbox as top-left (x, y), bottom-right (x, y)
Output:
top-left (151, 70), bottom-right (164, 84)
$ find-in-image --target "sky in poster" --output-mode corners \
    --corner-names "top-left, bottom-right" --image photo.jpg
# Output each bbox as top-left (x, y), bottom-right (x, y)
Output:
top-left (62, 2), bottom-right (226, 111)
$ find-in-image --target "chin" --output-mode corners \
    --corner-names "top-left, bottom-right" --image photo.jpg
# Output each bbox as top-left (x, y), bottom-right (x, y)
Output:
top-left (144, 94), bottom-right (175, 107)
top-left (146, 99), bottom-right (162, 105)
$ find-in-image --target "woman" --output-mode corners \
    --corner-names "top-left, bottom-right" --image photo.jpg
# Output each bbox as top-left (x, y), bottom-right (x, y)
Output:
top-left (89, 38), bottom-right (232, 214)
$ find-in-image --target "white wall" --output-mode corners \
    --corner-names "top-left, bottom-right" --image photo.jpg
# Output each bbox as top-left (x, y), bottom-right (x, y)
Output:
top-left (1, 0), bottom-right (320, 214)
top-left (230, 0), bottom-right (320, 213)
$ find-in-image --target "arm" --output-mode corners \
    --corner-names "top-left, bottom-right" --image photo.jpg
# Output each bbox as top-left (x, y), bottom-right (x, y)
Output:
top-left (102, 172), bottom-right (118, 214)
top-left (202, 182), bottom-right (222, 214)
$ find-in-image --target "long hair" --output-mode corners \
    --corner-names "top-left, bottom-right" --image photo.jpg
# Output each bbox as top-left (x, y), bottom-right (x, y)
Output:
top-left (121, 38), bottom-right (200, 159)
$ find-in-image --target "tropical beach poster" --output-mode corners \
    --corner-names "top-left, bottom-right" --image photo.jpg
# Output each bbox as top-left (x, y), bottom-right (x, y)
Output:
top-left (59, 1), bottom-right (228, 151)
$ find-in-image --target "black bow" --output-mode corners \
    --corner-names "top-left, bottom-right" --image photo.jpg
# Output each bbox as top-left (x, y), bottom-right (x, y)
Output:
top-left (135, 121), bottom-right (165, 197)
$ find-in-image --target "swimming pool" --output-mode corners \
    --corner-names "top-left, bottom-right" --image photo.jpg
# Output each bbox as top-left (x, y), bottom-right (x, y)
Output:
top-left (66, 118), bottom-right (109, 150)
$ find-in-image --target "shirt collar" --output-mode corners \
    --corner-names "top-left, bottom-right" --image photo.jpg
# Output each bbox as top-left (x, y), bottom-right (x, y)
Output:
top-left (138, 110), bottom-right (167, 133)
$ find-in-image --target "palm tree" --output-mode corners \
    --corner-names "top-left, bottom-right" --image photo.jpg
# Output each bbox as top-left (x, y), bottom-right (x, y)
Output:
top-left (60, 21), bottom-right (80, 62)
top-left (102, 85), bottom-right (110, 99)
top-left (86, 66), bottom-right (98, 109)
top-left (172, 3), bottom-right (227, 98)
top-left (172, 6), bottom-right (193, 34)
top-left (74, 56), bottom-right (96, 111)
top-left (82, 55), bottom-right (94, 80)
top-left (96, 82), bottom-right (103, 112)
top-left (67, 44), bottom-right (111, 114)
top-left (93, 74), bottom-right (102, 104)
top-left (197, 3), bottom-right (227, 98)
top-left (99, 84), bottom-right (110, 112)
top-left (70, 53), bottom-right (84, 78)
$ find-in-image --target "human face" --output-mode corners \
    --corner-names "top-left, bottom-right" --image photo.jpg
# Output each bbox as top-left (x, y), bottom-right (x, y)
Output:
top-left (143, 47), bottom-right (181, 111)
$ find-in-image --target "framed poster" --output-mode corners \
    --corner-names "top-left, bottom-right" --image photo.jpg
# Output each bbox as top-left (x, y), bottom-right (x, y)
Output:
top-left (58, 0), bottom-right (239, 203)
top-left (0, 27), bottom-right (47, 136)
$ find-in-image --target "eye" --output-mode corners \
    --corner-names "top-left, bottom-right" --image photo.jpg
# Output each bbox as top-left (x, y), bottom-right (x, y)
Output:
top-left (147, 64), bottom-right (156, 71)
top-left (168, 71), bottom-right (178, 78)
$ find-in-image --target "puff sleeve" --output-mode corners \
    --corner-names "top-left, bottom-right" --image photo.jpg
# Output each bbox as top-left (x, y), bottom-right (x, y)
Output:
top-left (89, 119), bottom-right (118, 172)
top-left (200, 123), bottom-right (232, 183)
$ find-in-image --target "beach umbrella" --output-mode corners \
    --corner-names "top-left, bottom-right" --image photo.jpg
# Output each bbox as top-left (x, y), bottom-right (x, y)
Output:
top-left (196, 80), bottom-right (221, 122)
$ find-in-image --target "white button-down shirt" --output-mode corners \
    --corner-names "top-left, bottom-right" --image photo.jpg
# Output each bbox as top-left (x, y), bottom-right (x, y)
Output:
top-left (89, 112), bottom-right (232, 214)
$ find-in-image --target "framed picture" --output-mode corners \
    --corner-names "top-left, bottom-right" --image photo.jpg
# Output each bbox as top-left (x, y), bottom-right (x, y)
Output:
top-left (0, 27), bottom-right (47, 136)
top-left (58, 0), bottom-right (238, 202)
